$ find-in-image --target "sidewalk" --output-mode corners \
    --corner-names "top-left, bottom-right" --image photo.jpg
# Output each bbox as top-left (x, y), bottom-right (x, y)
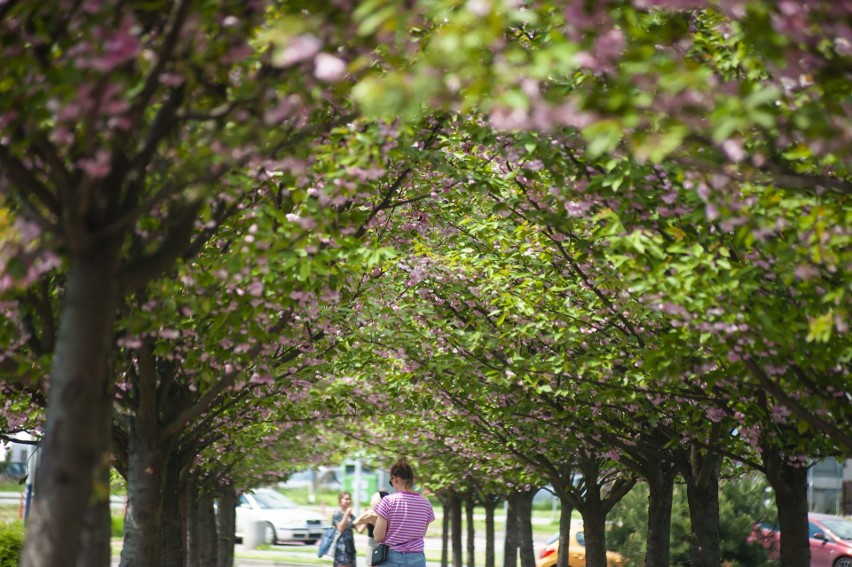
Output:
top-left (230, 537), bottom-right (446, 567)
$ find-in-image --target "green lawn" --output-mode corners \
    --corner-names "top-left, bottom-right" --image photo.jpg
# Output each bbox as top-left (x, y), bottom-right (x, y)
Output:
top-left (0, 480), bottom-right (25, 492)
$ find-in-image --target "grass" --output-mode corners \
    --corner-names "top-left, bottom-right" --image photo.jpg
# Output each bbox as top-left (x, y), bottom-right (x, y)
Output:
top-left (0, 481), bottom-right (24, 493)
top-left (0, 506), bottom-right (21, 525)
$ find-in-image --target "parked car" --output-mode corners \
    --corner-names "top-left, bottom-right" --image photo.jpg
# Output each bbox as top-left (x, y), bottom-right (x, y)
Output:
top-left (748, 513), bottom-right (852, 567)
top-left (235, 488), bottom-right (330, 546)
top-left (536, 523), bottom-right (628, 567)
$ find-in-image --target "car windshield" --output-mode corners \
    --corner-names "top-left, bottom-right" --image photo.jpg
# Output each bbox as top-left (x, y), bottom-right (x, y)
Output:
top-left (821, 519), bottom-right (852, 540)
top-left (252, 491), bottom-right (299, 510)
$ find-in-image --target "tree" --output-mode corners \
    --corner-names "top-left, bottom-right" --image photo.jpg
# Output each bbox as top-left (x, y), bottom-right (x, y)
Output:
top-left (0, 1), bottom-right (365, 563)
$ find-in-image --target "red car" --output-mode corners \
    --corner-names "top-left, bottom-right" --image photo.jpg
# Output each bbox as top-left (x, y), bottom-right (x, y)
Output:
top-left (749, 513), bottom-right (852, 567)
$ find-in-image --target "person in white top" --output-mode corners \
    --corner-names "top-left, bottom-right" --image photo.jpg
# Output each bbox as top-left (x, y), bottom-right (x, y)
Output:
top-left (354, 491), bottom-right (388, 566)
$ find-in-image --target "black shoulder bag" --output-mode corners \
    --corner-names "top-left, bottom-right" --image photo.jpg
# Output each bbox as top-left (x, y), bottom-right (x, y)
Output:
top-left (371, 543), bottom-right (389, 566)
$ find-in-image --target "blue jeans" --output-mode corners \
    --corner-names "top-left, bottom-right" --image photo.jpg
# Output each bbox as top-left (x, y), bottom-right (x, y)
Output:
top-left (385, 549), bottom-right (426, 567)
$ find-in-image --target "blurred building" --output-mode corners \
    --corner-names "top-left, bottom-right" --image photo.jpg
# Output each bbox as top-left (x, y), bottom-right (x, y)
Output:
top-left (1, 434), bottom-right (37, 482)
top-left (809, 458), bottom-right (852, 516)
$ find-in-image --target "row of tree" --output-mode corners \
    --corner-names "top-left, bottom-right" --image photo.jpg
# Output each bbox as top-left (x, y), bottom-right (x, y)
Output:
top-left (0, 1), bottom-right (849, 567)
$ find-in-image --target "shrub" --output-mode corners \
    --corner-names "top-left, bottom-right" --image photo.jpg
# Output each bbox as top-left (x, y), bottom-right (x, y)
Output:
top-left (0, 521), bottom-right (25, 567)
top-left (607, 474), bottom-right (775, 566)
top-left (112, 514), bottom-right (125, 538)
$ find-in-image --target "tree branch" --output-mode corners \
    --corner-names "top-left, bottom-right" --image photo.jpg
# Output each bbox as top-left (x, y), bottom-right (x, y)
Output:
top-left (0, 143), bottom-right (61, 217)
top-left (117, 198), bottom-right (203, 293)
top-left (745, 357), bottom-right (852, 450)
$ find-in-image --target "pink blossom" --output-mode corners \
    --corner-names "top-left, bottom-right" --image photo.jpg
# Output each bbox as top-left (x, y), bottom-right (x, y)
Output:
top-left (793, 264), bottom-right (820, 281)
top-left (273, 34), bottom-right (322, 67)
top-left (247, 281), bottom-right (264, 297)
top-left (314, 53), bottom-right (346, 82)
top-left (223, 42), bottom-right (253, 65)
top-left (78, 150), bottom-right (112, 178)
top-left (285, 213), bottom-right (317, 230)
top-left (466, 0), bottom-right (491, 17)
top-left (771, 404), bottom-right (791, 424)
top-left (82, 0), bottom-right (103, 14)
top-left (159, 72), bottom-right (185, 87)
top-left (722, 138), bottom-right (746, 162)
top-left (249, 373), bottom-right (273, 385)
top-left (596, 29), bottom-right (626, 65)
top-left (706, 408), bottom-right (726, 422)
top-left (87, 17), bottom-right (141, 72)
top-left (489, 105), bottom-right (529, 130)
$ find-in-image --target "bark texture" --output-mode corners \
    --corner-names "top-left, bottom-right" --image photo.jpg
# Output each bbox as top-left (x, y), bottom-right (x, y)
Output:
top-left (119, 433), bottom-right (170, 566)
top-left (764, 448), bottom-right (810, 567)
top-left (556, 498), bottom-right (574, 567)
top-left (440, 493), bottom-right (450, 567)
top-left (186, 480), bottom-right (200, 567)
top-left (685, 456), bottom-right (721, 567)
top-left (450, 491), bottom-right (462, 567)
top-left (161, 452), bottom-right (185, 567)
top-left (574, 454), bottom-right (636, 567)
top-left (643, 460), bottom-right (676, 567)
top-left (465, 496), bottom-right (475, 567)
top-left (76, 490), bottom-right (112, 567)
top-left (198, 490), bottom-right (218, 567)
top-left (20, 244), bottom-right (121, 567)
top-left (507, 489), bottom-right (537, 567)
top-left (76, 392), bottom-right (114, 567)
top-left (503, 495), bottom-right (519, 567)
top-left (216, 485), bottom-right (237, 567)
top-left (482, 498), bottom-right (498, 567)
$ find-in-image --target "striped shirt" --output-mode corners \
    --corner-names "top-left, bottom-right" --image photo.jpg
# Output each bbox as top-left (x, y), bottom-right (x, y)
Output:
top-left (374, 491), bottom-right (435, 552)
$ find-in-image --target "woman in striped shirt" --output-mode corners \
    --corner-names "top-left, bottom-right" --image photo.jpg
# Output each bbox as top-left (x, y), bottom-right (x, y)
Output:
top-left (374, 459), bottom-right (435, 567)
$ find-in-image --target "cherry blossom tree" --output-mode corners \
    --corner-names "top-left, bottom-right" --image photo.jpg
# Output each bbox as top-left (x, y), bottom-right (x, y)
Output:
top-left (0, 0), bottom-right (373, 564)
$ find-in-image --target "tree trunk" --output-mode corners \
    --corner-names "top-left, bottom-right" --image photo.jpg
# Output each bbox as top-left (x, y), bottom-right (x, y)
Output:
top-left (161, 452), bottom-right (185, 567)
top-left (578, 496), bottom-right (608, 567)
top-left (644, 460), bottom-right (676, 567)
top-left (120, 338), bottom-right (180, 567)
top-left (451, 491), bottom-right (463, 567)
top-left (76, 490), bottom-right (112, 567)
top-left (764, 448), bottom-right (810, 567)
top-left (77, 398), bottom-right (114, 567)
top-left (685, 454), bottom-right (721, 567)
top-left (465, 496), bottom-right (475, 567)
top-left (503, 498), bottom-right (518, 567)
top-left (483, 498), bottom-right (498, 567)
top-left (186, 480), bottom-right (200, 567)
top-left (556, 497), bottom-right (574, 567)
top-left (574, 455), bottom-right (635, 567)
top-left (441, 494), bottom-right (450, 567)
top-left (119, 434), bottom-right (170, 566)
top-left (508, 489), bottom-right (536, 567)
top-left (20, 244), bottom-right (121, 567)
top-left (217, 485), bottom-right (237, 567)
top-left (198, 490), bottom-right (218, 567)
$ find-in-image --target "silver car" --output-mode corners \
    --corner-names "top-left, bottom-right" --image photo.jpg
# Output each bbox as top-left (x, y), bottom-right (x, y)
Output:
top-left (235, 488), bottom-right (330, 545)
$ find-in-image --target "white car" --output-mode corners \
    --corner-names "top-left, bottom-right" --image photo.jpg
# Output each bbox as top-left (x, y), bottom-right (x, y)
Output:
top-left (235, 488), bottom-right (331, 545)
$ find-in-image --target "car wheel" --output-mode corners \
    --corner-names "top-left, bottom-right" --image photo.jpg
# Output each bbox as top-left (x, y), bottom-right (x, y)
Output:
top-left (834, 557), bottom-right (852, 567)
top-left (305, 539), bottom-right (318, 545)
top-left (264, 522), bottom-right (276, 545)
